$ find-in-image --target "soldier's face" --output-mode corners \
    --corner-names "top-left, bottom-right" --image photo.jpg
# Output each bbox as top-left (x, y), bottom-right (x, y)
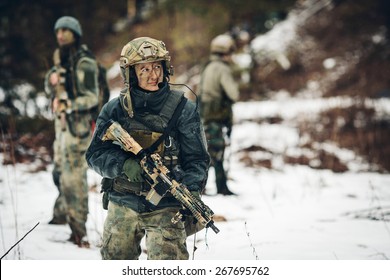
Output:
top-left (135, 62), bottom-right (163, 91)
top-left (56, 28), bottom-right (76, 46)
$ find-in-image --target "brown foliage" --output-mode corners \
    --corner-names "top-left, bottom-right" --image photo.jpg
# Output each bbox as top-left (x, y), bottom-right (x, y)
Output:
top-left (247, 0), bottom-right (390, 172)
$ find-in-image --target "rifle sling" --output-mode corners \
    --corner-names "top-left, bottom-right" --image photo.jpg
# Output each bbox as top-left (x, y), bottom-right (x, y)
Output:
top-left (144, 96), bottom-right (187, 155)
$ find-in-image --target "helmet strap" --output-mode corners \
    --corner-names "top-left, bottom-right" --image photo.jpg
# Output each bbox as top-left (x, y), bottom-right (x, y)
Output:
top-left (120, 67), bottom-right (134, 118)
top-left (120, 87), bottom-right (134, 118)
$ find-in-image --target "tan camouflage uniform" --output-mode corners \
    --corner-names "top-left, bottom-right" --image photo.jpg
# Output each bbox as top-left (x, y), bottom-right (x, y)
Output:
top-left (45, 44), bottom-right (99, 244)
top-left (200, 53), bottom-right (239, 195)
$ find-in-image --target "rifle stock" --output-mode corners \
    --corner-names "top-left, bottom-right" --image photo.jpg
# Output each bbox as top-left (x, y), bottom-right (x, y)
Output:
top-left (102, 120), bottom-right (219, 234)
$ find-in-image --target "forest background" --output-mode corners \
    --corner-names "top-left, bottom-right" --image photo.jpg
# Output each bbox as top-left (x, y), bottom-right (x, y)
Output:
top-left (1, 0), bottom-right (390, 176)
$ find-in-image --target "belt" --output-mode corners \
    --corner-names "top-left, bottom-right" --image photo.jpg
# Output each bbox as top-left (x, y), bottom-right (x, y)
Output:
top-left (112, 177), bottom-right (150, 196)
top-left (112, 177), bottom-right (174, 198)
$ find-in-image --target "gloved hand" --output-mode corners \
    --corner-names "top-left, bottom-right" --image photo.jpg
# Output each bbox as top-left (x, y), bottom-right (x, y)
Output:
top-left (123, 158), bottom-right (144, 182)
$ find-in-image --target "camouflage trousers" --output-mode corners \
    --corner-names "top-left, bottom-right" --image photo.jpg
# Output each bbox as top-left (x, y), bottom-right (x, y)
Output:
top-left (51, 117), bottom-right (90, 239)
top-left (51, 135), bottom-right (66, 222)
top-left (204, 122), bottom-right (229, 193)
top-left (101, 201), bottom-right (189, 260)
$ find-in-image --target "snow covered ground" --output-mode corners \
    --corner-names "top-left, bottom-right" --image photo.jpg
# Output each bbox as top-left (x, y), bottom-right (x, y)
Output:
top-left (1, 91), bottom-right (390, 262)
top-left (2, 90), bottom-right (390, 280)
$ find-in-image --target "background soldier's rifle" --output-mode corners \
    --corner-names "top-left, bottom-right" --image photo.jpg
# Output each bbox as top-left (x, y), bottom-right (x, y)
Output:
top-left (53, 49), bottom-right (69, 131)
top-left (101, 120), bottom-right (220, 234)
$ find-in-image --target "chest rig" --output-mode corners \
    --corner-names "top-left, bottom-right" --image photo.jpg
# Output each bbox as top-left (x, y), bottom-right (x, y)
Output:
top-left (119, 90), bottom-right (186, 170)
top-left (102, 90), bottom-right (187, 208)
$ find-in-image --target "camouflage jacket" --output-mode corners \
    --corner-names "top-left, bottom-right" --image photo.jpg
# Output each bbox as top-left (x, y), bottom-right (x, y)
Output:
top-left (199, 54), bottom-right (239, 124)
top-left (44, 45), bottom-right (99, 138)
top-left (44, 45), bottom-right (99, 115)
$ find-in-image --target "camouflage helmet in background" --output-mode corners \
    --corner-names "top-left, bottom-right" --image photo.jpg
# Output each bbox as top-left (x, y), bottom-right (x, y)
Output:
top-left (54, 16), bottom-right (82, 37)
top-left (120, 36), bottom-right (172, 83)
top-left (210, 34), bottom-right (236, 54)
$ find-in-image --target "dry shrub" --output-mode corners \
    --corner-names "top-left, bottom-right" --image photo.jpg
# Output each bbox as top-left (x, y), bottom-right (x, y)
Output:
top-left (306, 104), bottom-right (390, 172)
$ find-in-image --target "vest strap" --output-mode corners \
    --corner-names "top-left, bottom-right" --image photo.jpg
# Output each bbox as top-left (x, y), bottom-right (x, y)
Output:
top-left (145, 95), bottom-right (187, 154)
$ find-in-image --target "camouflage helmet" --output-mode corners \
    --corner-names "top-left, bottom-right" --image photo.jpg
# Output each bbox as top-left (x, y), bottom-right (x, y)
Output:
top-left (120, 37), bottom-right (171, 69)
top-left (119, 37), bottom-right (172, 118)
top-left (210, 34), bottom-right (236, 54)
top-left (54, 16), bottom-right (82, 37)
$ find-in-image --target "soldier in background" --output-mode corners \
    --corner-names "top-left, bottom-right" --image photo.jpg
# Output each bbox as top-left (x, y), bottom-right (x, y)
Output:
top-left (200, 34), bottom-right (240, 196)
top-left (44, 16), bottom-right (99, 247)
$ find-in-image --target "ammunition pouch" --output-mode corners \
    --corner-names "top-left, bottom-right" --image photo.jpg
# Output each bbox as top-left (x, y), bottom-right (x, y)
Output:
top-left (102, 192), bottom-right (109, 210)
top-left (101, 177), bottom-right (114, 210)
top-left (101, 177), bottom-right (114, 192)
top-left (131, 130), bottom-right (164, 154)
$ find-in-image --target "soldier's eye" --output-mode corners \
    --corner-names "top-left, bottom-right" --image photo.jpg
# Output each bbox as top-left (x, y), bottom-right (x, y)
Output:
top-left (140, 67), bottom-right (151, 74)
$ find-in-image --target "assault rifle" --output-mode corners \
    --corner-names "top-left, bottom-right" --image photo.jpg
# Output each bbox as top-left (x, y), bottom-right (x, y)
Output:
top-left (101, 120), bottom-right (220, 234)
top-left (53, 49), bottom-right (70, 131)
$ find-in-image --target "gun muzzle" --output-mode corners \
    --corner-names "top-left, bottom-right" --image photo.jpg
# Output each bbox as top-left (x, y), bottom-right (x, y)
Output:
top-left (208, 221), bottom-right (220, 234)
